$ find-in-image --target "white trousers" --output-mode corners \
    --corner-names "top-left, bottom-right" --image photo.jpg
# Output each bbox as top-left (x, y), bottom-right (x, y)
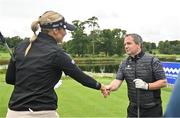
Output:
top-left (6, 109), bottom-right (59, 118)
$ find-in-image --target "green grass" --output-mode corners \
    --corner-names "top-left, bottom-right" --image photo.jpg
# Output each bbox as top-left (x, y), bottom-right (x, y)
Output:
top-left (0, 52), bottom-right (10, 60)
top-left (56, 78), bottom-right (129, 117)
top-left (0, 74), bottom-right (172, 117)
top-left (156, 54), bottom-right (180, 58)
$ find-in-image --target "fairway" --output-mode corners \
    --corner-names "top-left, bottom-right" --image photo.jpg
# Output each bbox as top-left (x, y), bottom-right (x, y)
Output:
top-left (0, 74), bottom-right (171, 117)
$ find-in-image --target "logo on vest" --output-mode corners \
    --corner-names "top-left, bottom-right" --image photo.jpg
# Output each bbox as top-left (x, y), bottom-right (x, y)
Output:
top-left (125, 65), bottom-right (132, 70)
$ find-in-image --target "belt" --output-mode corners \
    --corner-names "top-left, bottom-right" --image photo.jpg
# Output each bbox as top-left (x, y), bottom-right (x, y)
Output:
top-left (10, 107), bottom-right (56, 112)
top-left (130, 101), bottom-right (161, 108)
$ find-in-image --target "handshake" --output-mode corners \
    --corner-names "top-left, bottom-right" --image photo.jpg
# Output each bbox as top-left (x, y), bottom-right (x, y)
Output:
top-left (100, 84), bottom-right (112, 98)
top-left (100, 78), bottom-right (149, 98)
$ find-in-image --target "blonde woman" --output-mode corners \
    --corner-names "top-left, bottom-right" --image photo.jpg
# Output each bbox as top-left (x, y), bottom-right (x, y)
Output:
top-left (6, 11), bottom-right (107, 118)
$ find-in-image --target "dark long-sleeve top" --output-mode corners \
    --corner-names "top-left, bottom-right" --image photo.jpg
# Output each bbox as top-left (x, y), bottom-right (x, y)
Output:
top-left (6, 32), bottom-right (101, 111)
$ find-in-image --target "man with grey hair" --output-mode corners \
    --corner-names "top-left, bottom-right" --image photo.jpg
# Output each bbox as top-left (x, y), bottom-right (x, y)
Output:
top-left (103, 33), bottom-right (167, 117)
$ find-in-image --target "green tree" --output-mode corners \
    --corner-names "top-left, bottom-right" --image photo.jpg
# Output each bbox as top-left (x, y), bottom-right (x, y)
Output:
top-left (158, 40), bottom-right (172, 54)
top-left (85, 16), bottom-right (100, 55)
top-left (0, 36), bottom-right (23, 52)
top-left (99, 29), bottom-right (114, 56)
top-left (112, 29), bottom-right (126, 56)
top-left (68, 20), bottom-right (89, 57)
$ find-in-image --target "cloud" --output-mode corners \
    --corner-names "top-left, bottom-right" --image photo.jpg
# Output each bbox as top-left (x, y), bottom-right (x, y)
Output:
top-left (0, 0), bottom-right (180, 44)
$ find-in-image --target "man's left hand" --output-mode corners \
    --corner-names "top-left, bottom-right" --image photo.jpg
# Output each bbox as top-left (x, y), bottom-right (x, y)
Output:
top-left (133, 79), bottom-right (148, 90)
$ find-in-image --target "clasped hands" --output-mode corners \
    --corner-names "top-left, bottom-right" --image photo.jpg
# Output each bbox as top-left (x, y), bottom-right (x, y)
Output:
top-left (100, 84), bottom-right (112, 98)
top-left (100, 78), bottom-right (148, 98)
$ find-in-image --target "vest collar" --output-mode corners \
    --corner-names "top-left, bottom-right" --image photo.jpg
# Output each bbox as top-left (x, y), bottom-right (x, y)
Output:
top-left (129, 51), bottom-right (145, 61)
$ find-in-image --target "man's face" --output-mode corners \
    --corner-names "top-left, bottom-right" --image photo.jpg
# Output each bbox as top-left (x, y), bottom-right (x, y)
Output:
top-left (124, 36), bottom-right (141, 56)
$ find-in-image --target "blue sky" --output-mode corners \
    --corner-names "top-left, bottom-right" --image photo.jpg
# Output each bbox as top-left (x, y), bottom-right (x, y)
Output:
top-left (0, 0), bottom-right (180, 44)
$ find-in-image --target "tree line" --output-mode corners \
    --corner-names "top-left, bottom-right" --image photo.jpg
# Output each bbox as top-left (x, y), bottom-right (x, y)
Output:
top-left (0, 16), bottom-right (180, 56)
